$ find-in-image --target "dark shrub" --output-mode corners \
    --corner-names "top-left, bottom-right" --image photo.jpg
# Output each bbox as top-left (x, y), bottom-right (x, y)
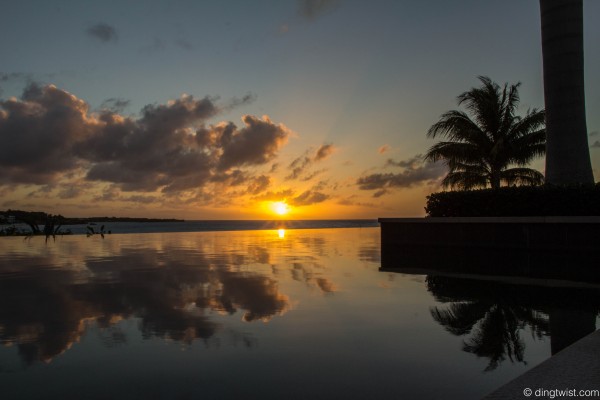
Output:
top-left (425, 183), bottom-right (600, 217)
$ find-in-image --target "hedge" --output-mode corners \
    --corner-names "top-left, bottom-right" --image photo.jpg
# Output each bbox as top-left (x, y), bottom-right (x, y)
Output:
top-left (425, 183), bottom-right (600, 217)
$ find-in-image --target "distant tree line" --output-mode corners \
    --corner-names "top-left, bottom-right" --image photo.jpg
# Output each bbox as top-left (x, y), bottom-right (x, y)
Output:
top-left (0, 210), bottom-right (183, 227)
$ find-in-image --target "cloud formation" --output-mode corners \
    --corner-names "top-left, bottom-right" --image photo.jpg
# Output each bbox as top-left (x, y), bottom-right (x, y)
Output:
top-left (218, 115), bottom-right (290, 171)
top-left (286, 143), bottom-right (335, 180)
top-left (289, 190), bottom-right (329, 206)
top-left (246, 175), bottom-right (271, 195)
top-left (357, 155), bottom-right (445, 195)
top-left (0, 84), bottom-right (92, 184)
top-left (0, 84), bottom-right (291, 196)
top-left (86, 23), bottom-right (118, 43)
top-left (100, 98), bottom-right (130, 113)
top-left (314, 143), bottom-right (335, 161)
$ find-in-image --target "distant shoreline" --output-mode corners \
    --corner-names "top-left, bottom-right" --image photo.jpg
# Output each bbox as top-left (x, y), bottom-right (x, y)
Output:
top-left (65, 216), bottom-right (184, 224)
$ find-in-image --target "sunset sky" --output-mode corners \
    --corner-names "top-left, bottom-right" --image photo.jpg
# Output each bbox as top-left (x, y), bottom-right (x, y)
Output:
top-left (1, 0), bottom-right (599, 219)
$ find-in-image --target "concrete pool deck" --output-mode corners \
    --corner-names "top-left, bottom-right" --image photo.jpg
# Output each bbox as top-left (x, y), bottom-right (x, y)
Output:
top-left (484, 329), bottom-right (600, 399)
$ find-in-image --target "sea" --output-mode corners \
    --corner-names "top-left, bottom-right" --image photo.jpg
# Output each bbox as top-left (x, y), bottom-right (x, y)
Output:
top-left (51, 219), bottom-right (379, 235)
top-left (0, 221), bottom-right (598, 399)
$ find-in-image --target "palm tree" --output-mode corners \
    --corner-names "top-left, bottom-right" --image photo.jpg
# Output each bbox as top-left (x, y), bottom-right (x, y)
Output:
top-left (540, 0), bottom-right (594, 185)
top-left (425, 76), bottom-right (546, 190)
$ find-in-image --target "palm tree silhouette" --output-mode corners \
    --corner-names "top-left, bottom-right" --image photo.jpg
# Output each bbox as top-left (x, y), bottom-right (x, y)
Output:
top-left (425, 76), bottom-right (546, 190)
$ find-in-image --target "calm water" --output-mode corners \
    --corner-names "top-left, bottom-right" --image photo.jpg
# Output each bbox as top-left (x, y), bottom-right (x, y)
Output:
top-left (48, 219), bottom-right (378, 235)
top-left (0, 227), bottom-right (598, 399)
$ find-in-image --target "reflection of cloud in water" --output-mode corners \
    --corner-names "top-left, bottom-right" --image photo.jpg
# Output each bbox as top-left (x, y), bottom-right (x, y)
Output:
top-left (0, 228), bottom-right (361, 365)
top-left (0, 237), bottom-right (293, 364)
top-left (290, 262), bottom-right (337, 294)
top-left (316, 277), bottom-right (337, 293)
top-left (295, 236), bottom-right (328, 257)
top-left (214, 271), bottom-right (289, 322)
top-left (358, 245), bottom-right (380, 263)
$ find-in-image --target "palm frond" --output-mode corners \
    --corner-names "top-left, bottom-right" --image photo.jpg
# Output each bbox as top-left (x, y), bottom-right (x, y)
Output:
top-left (500, 82), bottom-right (521, 135)
top-left (427, 111), bottom-right (489, 148)
top-left (442, 171), bottom-right (489, 190)
top-left (501, 168), bottom-right (544, 187)
top-left (425, 141), bottom-right (485, 164)
top-left (508, 109), bottom-right (546, 140)
top-left (446, 158), bottom-right (489, 171)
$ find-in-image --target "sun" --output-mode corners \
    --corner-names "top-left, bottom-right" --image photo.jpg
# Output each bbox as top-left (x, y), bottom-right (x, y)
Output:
top-left (273, 201), bottom-right (290, 216)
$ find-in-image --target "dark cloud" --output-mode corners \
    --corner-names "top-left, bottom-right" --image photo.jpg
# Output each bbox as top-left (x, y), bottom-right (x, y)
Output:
top-left (301, 169), bottom-right (325, 181)
top-left (58, 182), bottom-right (93, 200)
top-left (246, 175), bottom-right (271, 195)
top-left (122, 195), bottom-right (159, 204)
top-left (225, 92), bottom-right (257, 110)
top-left (286, 154), bottom-right (311, 180)
top-left (0, 83), bottom-right (91, 184)
top-left (286, 143), bottom-right (335, 180)
top-left (218, 115), bottom-right (290, 171)
top-left (211, 170), bottom-right (248, 186)
top-left (81, 93), bottom-right (221, 192)
top-left (311, 180), bottom-right (329, 191)
top-left (0, 84), bottom-right (291, 195)
top-left (289, 190), bottom-right (329, 206)
top-left (100, 98), bottom-right (130, 113)
top-left (86, 23), bottom-right (118, 43)
top-left (373, 189), bottom-right (388, 198)
top-left (385, 155), bottom-right (421, 169)
top-left (253, 189), bottom-right (295, 202)
top-left (298, 0), bottom-right (340, 20)
top-left (315, 143), bottom-right (335, 161)
top-left (591, 141), bottom-right (600, 149)
top-left (337, 197), bottom-right (376, 207)
top-left (357, 155), bottom-right (446, 194)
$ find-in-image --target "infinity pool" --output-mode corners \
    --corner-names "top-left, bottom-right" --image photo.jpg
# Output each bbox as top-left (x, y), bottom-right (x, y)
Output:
top-left (0, 228), bottom-right (598, 399)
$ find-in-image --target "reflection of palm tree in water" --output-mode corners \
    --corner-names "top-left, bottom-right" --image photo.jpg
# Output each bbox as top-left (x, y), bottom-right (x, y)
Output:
top-left (431, 299), bottom-right (548, 371)
top-left (427, 276), bottom-right (598, 371)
